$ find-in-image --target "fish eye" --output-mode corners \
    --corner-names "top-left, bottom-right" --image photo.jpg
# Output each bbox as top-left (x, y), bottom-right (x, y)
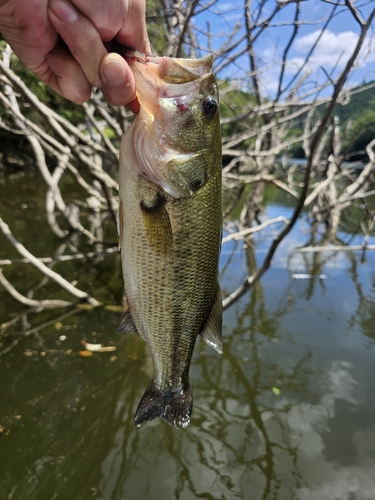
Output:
top-left (201, 96), bottom-right (218, 117)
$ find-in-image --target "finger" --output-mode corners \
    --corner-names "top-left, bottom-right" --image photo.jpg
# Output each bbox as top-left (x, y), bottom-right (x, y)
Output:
top-left (0, 0), bottom-right (57, 74)
top-left (100, 53), bottom-right (137, 108)
top-left (48, 0), bottom-right (107, 88)
top-left (45, 42), bottom-right (92, 103)
top-left (68, 0), bottom-right (125, 42)
top-left (70, 0), bottom-right (151, 53)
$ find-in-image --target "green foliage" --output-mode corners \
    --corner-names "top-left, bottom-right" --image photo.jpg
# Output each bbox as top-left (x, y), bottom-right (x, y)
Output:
top-left (334, 82), bottom-right (375, 160)
top-left (219, 84), bottom-right (258, 146)
top-left (146, 0), bottom-right (168, 55)
top-left (284, 124), bottom-right (306, 159)
top-left (335, 82), bottom-right (375, 123)
top-left (344, 110), bottom-right (375, 159)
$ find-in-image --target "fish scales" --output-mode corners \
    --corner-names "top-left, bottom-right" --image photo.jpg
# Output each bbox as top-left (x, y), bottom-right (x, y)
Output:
top-left (118, 51), bottom-right (222, 428)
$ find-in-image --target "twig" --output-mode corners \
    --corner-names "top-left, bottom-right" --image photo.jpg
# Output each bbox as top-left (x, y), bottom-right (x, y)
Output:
top-left (222, 216), bottom-right (289, 243)
top-left (296, 245), bottom-right (375, 253)
top-left (0, 247), bottom-right (118, 266)
top-left (222, 6), bottom-right (375, 310)
top-left (0, 308), bottom-right (82, 357)
top-left (0, 269), bottom-right (73, 309)
top-left (223, 173), bottom-right (299, 198)
top-left (313, 187), bottom-right (375, 215)
top-left (0, 49), bottom-right (100, 242)
top-left (83, 102), bottom-right (119, 157)
top-left (0, 217), bottom-right (101, 306)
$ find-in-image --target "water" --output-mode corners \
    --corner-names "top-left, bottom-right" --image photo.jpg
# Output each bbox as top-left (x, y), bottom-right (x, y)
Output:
top-left (1, 170), bottom-right (375, 500)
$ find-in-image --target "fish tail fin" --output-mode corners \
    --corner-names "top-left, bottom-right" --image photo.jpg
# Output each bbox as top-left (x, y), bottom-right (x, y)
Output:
top-left (134, 379), bottom-right (192, 428)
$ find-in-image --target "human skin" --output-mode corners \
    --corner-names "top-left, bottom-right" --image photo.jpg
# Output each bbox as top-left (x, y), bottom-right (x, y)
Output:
top-left (0, 0), bottom-right (150, 109)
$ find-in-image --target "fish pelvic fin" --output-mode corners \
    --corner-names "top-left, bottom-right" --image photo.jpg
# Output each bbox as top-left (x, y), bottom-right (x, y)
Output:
top-left (118, 309), bottom-right (139, 334)
top-left (134, 379), bottom-right (192, 428)
top-left (200, 282), bottom-right (223, 354)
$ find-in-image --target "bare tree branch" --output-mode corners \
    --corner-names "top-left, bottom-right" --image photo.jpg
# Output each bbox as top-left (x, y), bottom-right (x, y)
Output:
top-left (223, 5), bottom-right (375, 309)
top-left (0, 217), bottom-right (101, 307)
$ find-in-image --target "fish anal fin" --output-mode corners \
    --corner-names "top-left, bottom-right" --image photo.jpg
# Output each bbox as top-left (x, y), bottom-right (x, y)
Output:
top-left (134, 379), bottom-right (192, 428)
top-left (118, 308), bottom-right (139, 335)
top-left (200, 283), bottom-right (223, 354)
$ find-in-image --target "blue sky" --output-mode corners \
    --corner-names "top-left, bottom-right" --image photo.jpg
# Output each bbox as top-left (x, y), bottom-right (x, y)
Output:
top-left (192, 0), bottom-right (375, 100)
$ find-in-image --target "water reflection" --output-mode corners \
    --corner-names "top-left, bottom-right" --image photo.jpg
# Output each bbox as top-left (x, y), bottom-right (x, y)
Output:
top-left (1, 174), bottom-right (375, 499)
top-left (2, 273), bottom-right (375, 499)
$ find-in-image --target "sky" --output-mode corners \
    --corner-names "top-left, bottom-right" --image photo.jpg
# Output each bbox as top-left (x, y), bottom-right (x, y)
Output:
top-left (193, 0), bottom-right (375, 100)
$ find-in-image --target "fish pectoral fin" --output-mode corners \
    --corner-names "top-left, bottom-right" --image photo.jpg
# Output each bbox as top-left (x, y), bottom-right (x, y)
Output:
top-left (118, 309), bottom-right (139, 335)
top-left (200, 283), bottom-right (223, 354)
top-left (134, 379), bottom-right (192, 428)
top-left (140, 192), bottom-right (173, 254)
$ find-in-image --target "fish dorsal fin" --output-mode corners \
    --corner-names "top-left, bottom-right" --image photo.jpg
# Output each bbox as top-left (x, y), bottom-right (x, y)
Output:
top-left (200, 283), bottom-right (223, 354)
top-left (118, 309), bottom-right (139, 335)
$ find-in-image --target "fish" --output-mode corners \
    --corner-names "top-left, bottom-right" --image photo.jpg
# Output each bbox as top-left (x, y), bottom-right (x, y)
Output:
top-left (118, 51), bottom-right (222, 428)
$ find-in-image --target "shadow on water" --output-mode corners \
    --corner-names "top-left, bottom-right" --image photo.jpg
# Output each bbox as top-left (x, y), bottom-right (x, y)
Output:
top-left (1, 171), bottom-right (375, 499)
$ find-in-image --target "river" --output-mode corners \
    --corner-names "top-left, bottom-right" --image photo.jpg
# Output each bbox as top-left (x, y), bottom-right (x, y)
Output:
top-left (1, 169), bottom-right (375, 500)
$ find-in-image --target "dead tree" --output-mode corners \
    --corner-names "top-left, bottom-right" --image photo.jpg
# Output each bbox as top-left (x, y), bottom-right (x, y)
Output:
top-left (1, 0), bottom-right (375, 315)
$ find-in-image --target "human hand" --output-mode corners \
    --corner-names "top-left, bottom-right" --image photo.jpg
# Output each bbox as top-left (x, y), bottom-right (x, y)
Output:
top-left (0, 0), bottom-right (150, 109)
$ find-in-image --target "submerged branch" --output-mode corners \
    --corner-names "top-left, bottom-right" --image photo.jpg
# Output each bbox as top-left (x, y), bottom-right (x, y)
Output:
top-left (0, 247), bottom-right (118, 267)
top-left (0, 217), bottom-right (101, 307)
top-left (0, 269), bottom-right (73, 309)
top-left (0, 308), bottom-right (83, 356)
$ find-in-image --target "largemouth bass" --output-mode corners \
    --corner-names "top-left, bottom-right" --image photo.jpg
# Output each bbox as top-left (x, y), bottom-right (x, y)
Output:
top-left (118, 51), bottom-right (222, 428)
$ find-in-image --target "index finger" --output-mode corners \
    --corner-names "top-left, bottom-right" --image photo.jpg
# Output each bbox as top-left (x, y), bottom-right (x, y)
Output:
top-left (70, 0), bottom-right (151, 53)
top-left (48, 0), bottom-right (107, 88)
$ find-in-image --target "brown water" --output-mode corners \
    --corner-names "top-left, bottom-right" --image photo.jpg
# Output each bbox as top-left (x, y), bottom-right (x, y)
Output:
top-left (1, 170), bottom-right (375, 500)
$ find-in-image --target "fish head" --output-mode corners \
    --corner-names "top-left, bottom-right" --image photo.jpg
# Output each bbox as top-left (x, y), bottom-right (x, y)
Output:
top-left (124, 51), bottom-right (221, 198)
top-left (156, 57), bottom-right (220, 152)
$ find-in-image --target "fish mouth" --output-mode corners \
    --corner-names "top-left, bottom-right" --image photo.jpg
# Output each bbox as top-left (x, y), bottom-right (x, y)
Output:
top-left (124, 50), bottom-right (213, 83)
top-left (124, 50), bottom-right (214, 116)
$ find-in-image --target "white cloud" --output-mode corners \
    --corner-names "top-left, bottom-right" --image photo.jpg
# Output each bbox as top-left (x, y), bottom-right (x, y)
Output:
top-left (259, 28), bottom-right (375, 97)
top-left (278, 361), bottom-right (375, 500)
top-left (295, 30), bottom-right (360, 69)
